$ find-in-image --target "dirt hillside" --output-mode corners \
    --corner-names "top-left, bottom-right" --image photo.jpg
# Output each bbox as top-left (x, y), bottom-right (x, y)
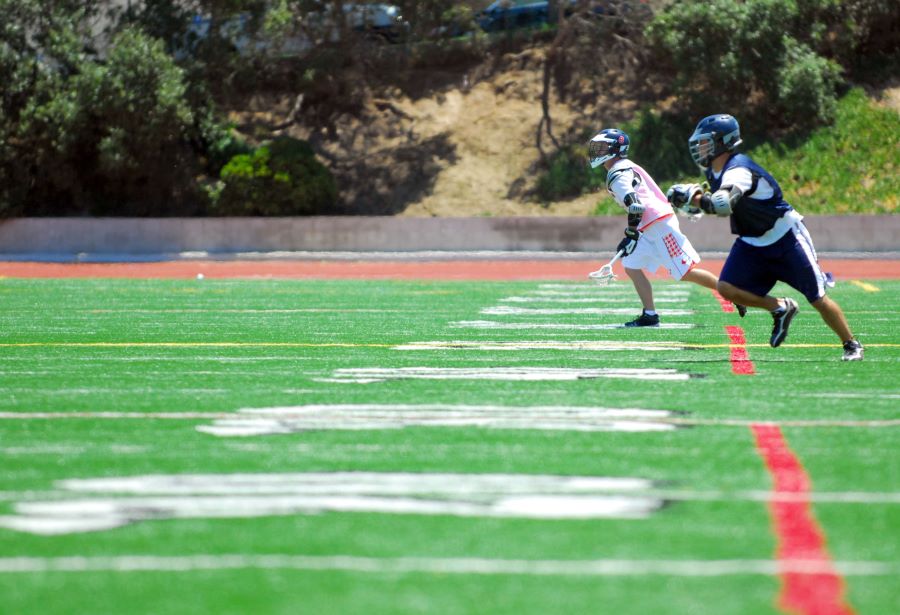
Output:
top-left (244, 49), bottom-right (899, 218)
top-left (255, 46), bottom-right (619, 217)
top-left (387, 63), bottom-right (600, 217)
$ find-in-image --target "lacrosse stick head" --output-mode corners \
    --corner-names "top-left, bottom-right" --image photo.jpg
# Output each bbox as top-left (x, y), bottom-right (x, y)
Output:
top-left (588, 265), bottom-right (617, 285)
top-left (675, 205), bottom-right (704, 222)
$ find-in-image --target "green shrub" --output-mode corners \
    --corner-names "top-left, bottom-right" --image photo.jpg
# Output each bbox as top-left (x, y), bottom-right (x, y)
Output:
top-left (535, 144), bottom-right (604, 203)
top-left (213, 136), bottom-right (337, 215)
top-left (750, 88), bottom-right (899, 214)
top-left (645, 0), bottom-right (839, 131)
top-left (776, 40), bottom-right (842, 130)
top-left (619, 110), bottom-right (697, 183)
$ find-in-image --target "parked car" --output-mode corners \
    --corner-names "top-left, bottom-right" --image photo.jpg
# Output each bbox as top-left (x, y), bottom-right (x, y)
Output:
top-left (475, 1), bottom-right (644, 33)
top-left (476, 1), bottom-right (549, 33)
top-left (180, 3), bottom-right (407, 59)
top-left (340, 3), bottom-right (408, 42)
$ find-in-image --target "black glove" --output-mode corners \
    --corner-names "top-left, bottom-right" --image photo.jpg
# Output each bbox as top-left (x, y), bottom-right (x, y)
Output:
top-left (616, 228), bottom-right (641, 256)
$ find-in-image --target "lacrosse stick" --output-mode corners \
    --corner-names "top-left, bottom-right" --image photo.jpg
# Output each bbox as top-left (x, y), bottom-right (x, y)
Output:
top-left (588, 249), bottom-right (625, 285)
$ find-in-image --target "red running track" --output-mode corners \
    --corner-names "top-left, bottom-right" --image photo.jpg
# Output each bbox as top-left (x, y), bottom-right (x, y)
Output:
top-left (1, 259), bottom-right (898, 279)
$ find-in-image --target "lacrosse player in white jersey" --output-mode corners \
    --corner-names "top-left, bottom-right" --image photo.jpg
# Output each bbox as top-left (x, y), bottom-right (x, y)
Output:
top-left (588, 128), bottom-right (745, 327)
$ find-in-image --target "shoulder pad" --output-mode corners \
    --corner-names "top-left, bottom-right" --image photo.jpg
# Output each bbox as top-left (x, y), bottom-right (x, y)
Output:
top-left (606, 167), bottom-right (632, 190)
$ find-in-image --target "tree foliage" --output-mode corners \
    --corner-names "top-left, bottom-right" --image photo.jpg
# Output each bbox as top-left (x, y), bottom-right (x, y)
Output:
top-left (212, 136), bottom-right (337, 215)
top-left (644, 0), bottom-right (895, 131)
top-left (1, 0), bottom-right (896, 215)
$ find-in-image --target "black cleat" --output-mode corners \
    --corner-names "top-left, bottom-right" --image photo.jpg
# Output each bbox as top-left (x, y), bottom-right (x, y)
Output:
top-left (769, 298), bottom-right (798, 348)
top-left (625, 312), bottom-right (660, 328)
top-left (734, 303), bottom-right (747, 318)
top-left (841, 339), bottom-right (864, 361)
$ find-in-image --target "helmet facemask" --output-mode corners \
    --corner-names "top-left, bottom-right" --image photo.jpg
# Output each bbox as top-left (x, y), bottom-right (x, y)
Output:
top-left (688, 132), bottom-right (717, 168)
top-left (689, 121), bottom-right (742, 169)
top-left (588, 138), bottom-right (614, 168)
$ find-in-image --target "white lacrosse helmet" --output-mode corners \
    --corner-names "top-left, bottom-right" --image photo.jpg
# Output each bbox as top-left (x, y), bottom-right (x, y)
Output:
top-left (588, 128), bottom-right (630, 169)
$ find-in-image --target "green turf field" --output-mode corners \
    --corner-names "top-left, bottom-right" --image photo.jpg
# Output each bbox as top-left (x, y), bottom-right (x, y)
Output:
top-left (0, 277), bottom-right (897, 614)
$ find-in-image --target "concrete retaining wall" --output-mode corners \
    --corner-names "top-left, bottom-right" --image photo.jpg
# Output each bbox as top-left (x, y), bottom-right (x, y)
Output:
top-left (0, 215), bottom-right (896, 258)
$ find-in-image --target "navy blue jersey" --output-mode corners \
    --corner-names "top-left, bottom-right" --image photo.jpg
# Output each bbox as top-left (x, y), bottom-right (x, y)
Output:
top-left (705, 154), bottom-right (794, 238)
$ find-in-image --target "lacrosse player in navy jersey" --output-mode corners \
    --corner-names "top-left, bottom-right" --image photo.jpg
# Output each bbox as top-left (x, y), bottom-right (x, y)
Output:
top-left (668, 114), bottom-right (863, 360)
top-left (588, 128), bottom-right (743, 327)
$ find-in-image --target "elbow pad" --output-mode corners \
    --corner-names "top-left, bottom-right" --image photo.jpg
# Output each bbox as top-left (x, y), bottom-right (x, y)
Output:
top-left (706, 185), bottom-right (743, 216)
top-left (623, 192), bottom-right (645, 216)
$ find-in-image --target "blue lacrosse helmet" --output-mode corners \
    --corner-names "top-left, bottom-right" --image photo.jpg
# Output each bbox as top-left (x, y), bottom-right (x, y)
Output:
top-left (588, 128), bottom-right (630, 168)
top-left (688, 114), bottom-right (742, 168)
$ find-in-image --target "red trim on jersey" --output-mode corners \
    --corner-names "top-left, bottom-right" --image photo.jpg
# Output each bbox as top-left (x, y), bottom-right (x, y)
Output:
top-left (637, 212), bottom-right (674, 232)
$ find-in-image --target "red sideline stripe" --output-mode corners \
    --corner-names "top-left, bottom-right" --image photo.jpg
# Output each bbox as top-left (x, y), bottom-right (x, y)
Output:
top-left (751, 424), bottom-right (856, 615)
top-left (725, 325), bottom-right (755, 375)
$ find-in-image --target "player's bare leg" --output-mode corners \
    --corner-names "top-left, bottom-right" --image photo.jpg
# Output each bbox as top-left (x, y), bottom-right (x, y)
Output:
top-left (681, 268), bottom-right (717, 290)
top-left (686, 269), bottom-right (746, 316)
top-left (623, 267), bottom-right (659, 327)
top-left (626, 267), bottom-right (655, 311)
top-left (810, 295), bottom-right (854, 342)
top-left (810, 295), bottom-right (864, 360)
top-left (717, 281), bottom-right (781, 311)
top-left (718, 280), bottom-right (798, 347)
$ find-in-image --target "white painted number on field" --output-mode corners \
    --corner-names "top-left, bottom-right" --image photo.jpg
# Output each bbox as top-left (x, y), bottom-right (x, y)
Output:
top-left (196, 404), bottom-right (681, 437)
top-left (0, 472), bottom-right (663, 535)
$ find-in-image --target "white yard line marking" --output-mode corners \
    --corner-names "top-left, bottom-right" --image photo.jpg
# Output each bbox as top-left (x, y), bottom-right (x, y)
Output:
top-left (197, 404), bottom-right (680, 437)
top-left (1, 445), bottom-right (149, 456)
top-left (316, 367), bottom-right (694, 383)
top-left (0, 555), bottom-right (893, 577)
top-left (4, 488), bottom-right (898, 505)
top-left (798, 393), bottom-right (900, 400)
top-left (0, 412), bottom-right (239, 419)
top-left (84, 309), bottom-right (416, 313)
top-left (1, 412), bottom-right (895, 429)
top-left (530, 289), bottom-right (690, 297)
top-left (0, 343), bottom-right (390, 348)
top-left (393, 341), bottom-right (685, 352)
top-left (0, 472), bottom-right (662, 535)
top-left (499, 296), bottom-right (687, 304)
top-left (481, 306), bottom-right (693, 316)
top-left (451, 321), bottom-right (696, 330)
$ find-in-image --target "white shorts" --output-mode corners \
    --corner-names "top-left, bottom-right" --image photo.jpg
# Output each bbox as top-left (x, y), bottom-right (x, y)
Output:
top-left (621, 215), bottom-right (700, 281)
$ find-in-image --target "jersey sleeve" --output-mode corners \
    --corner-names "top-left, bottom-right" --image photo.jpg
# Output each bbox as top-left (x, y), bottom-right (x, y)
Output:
top-left (605, 167), bottom-right (639, 209)
top-left (720, 167), bottom-right (754, 193)
top-left (721, 165), bottom-right (776, 199)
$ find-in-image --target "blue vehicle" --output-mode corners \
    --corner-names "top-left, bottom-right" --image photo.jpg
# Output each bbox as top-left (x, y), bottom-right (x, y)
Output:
top-left (476, 1), bottom-right (550, 32)
top-left (476, 1), bottom-right (624, 33)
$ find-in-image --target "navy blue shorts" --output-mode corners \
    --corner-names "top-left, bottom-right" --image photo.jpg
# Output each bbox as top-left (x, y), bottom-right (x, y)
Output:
top-left (720, 225), bottom-right (826, 303)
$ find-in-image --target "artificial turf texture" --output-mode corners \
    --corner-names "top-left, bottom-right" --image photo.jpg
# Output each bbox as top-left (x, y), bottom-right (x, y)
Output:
top-left (0, 277), bottom-right (897, 614)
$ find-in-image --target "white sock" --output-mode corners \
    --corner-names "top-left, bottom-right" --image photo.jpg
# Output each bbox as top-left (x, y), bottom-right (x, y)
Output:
top-left (644, 310), bottom-right (657, 316)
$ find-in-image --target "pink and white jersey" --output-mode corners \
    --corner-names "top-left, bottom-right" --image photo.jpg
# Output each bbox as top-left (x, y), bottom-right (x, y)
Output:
top-left (605, 159), bottom-right (674, 231)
